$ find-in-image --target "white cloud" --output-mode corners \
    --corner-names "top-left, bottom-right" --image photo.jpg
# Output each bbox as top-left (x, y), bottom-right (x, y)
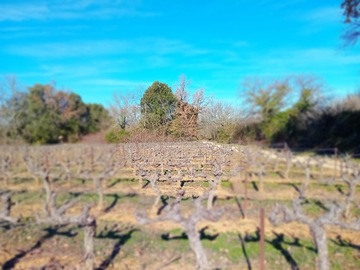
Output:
top-left (0, 1), bottom-right (157, 21)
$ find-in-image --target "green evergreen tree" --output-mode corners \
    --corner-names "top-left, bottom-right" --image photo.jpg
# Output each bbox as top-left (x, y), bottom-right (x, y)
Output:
top-left (87, 103), bottom-right (111, 133)
top-left (140, 81), bottom-right (177, 129)
top-left (9, 83), bottom-right (110, 144)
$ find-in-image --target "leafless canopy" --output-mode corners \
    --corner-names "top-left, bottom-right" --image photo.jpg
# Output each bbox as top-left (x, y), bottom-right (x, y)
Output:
top-left (341, 0), bottom-right (360, 45)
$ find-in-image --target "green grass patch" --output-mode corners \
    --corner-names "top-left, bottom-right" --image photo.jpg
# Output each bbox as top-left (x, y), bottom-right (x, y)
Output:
top-left (12, 190), bottom-right (39, 204)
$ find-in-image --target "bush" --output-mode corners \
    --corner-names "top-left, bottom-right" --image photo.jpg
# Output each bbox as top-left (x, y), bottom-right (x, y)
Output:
top-left (231, 122), bottom-right (262, 143)
top-left (105, 128), bottom-right (130, 143)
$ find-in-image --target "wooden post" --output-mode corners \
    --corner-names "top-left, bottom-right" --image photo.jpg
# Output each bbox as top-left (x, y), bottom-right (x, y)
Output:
top-left (122, 144), bottom-right (127, 167)
top-left (243, 167), bottom-right (248, 218)
top-left (259, 207), bottom-right (265, 270)
top-left (334, 147), bottom-right (338, 179)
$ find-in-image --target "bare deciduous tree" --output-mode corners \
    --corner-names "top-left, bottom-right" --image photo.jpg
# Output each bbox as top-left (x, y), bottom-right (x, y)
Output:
top-left (199, 100), bottom-right (240, 141)
top-left (341, 174), bottom-right (359, 220)
top-left (241, 78), bottom-right (290, 120)
top-left (23, 150), bottom-right (62, 211)
top-left (270, 197), bottom-right (360, 270)
top-left (76, 147), bottom-right (118, 210)
top-left (37, 192), bottom-right (96, 270)
top-left (174, 75), bottom-right (190, 103)
top-left (109, 92), bottom-right (141, 130)
top-left (295, 157), bottom-right (312, 198)
top-left (137, 191), bottom-right (223, 270)
top-left (207, 160), bottom-right (223, 210)
top-left (0, 75), bottom-right (24, 143)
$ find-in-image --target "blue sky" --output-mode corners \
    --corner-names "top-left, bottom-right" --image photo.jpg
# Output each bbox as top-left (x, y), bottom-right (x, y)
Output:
top-left (1, 0), bottom-right (359, 107)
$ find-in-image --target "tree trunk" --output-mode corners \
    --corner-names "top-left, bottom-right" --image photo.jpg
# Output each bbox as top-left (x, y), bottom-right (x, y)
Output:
top-left (150, 176), bottom-right (161, 209)
top-left (186, 226), bottom-right (209, 270)
top-left (207, 188), bottom-right (215, 210)
top-left (310, 225), bottom-right (329, 270)
top-left (84, 218), bottom-right (96, 270)
top-left (301, 166), bottom-right (310, 198)
top-left (43, 176), bottom-right (52, 214)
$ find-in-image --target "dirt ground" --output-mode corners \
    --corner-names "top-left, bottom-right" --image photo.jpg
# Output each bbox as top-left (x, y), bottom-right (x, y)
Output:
top-left (0, 144), bottom-right (359, 269)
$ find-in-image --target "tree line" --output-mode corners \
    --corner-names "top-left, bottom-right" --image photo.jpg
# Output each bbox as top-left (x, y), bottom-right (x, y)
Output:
top-left (109, 75), bottom-right (360, 153)
top-left (1, 75), bottom-right (359, 152)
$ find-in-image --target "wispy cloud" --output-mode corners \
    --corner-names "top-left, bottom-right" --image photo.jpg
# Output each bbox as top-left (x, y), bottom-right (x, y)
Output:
top-left (6, 40), bottom-right (130, 58)
top-left (21, 64), bottom-right (104, 79)
top-left (304, 6), bottom-right (343, 24)
top-left (263, 47), bottom-right (360, 68)
top-left (6, 38), bottom-right (212, 59)
top-left (0, 0), bottom-right (157, 21)
top-left (78, 78), bottom-right (150, 87)
top-left (182, 46), bottom-right (360, 92)
top-left (256, 0), bottom-right (308, 11)
top-left (289, 5), bottom-right (345, 35)
top-left (0, 25), bottom-right (90, 40)
top-left (0, 4), bottom-right (49, 21)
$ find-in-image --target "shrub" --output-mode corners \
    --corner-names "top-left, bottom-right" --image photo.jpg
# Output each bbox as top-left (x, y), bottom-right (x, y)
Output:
top-left (105, 128), bottom-right (130, 143)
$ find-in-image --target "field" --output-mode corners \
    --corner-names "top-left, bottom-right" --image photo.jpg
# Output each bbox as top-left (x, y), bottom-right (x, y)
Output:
top-left (0, 142), bottom-right (359, 270)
